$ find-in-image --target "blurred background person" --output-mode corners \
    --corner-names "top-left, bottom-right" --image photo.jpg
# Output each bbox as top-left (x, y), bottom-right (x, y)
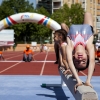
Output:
top-left (95, 40), bottom-right (100, 51)
top-left (43, 45), bottom-right (48, 52)
top-left (0, 50), bottom-right (5, 61)
top-left (23, 45), bottom-right (34, 62)
top-left (95, 46), bottom-right (100, 62)
top-left (40, 44), bottom-right (44, 52)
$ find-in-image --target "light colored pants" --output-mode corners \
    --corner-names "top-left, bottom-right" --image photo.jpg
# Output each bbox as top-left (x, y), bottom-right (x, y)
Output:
top-left (23, 54), bottom-right (32, 61)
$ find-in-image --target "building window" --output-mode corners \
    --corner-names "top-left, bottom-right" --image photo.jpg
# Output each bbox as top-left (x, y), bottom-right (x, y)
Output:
top-left (53, 2), bottom-right (61, 8)
top-left (98, 0), bottom-right (100, 4)
top-left (97, 22), bottom-right (100, 28)
top-left (97, 16), bottom-right (100, 22)
top-left (72, 0), bottom-right (74, 4)
top-left (90, 0), bottom-right (92, 2)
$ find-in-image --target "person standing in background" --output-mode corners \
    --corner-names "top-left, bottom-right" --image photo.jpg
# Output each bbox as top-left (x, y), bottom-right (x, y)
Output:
top-left (43, 45), bottom-right (48, 52)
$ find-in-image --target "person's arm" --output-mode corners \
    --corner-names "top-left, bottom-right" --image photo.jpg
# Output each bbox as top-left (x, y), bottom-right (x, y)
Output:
top-left (66, 46), bottom-right (82, 83)
top-left (85, 36), bottom-right (95, 87)
top-left (61, 44), bottom-right (69, 69)
top-left (66, 37), bottom-right (83, 90)
top-left (59, 48), bottom-right (64, 67)
top-left (61, 23), bottom-right (69, 33)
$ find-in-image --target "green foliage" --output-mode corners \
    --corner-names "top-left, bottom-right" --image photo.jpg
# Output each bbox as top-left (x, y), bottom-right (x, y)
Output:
top-left (34, 6), bottom-right (52, 43)
top-left (69, 3), bottom-right (84, 26)
top-left (0, 0), bottom-right (36, 44)
top-left (0, 1), bottom-right (84, 44)
top-left (51, 4), bottom-right (70, 25)
top-left (0, 0), bottom-right (35, 19)
top-left (36, 6), bottom-right (50, 17)
top-left (51, 3), bottom-right (84, 27)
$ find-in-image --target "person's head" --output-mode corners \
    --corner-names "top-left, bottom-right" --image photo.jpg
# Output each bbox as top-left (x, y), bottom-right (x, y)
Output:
top-left (73, 49), bottom-right (89, 71)
top-left (55, 29), bottom-right (67, 43)
top-left (53, 31), bottom-right (59, 42)
top-left (26, 45), bottom-right (30, 50)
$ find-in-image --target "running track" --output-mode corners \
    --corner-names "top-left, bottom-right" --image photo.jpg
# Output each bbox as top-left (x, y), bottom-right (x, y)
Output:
top-left (0, 51), bottom-right (100, 76)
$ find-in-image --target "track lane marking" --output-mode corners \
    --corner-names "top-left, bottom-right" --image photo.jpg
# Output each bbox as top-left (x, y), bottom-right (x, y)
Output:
top-left (5, 52), bottom-right (39, 60)
top-left (3, 53), bottom-right (22, 57)
top-left (40, 52), bottom-right (48, 75)
top-left (0, 62), bottom-right (22, 74)
top-left (5, 54), bottom-right (23, 60)
top-left (80, 71), bottom-right (87, 76)
top-left (33, 52), bottom-right (41, 61)
top-left (6, 52), bottom-right (40, 60)
top-left (0, 60), bottom-right (55, 62)
top-left (0, 51), bottom-right (88, 76)
top-left (0, 52), bottom-right (41, 74)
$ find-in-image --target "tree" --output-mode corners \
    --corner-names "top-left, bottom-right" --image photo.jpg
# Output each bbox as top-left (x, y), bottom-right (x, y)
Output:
top-left (36, 6), bottom-right (50, 17)
top-left (0, 2), bottom-right (85, 44)
top-left (51, 3), bottom-right (84, 27)
top-left (0, 1), bottom-right (52, 44)
top-left (0, 0), bottom-right (35, 44)
top-left (51, 4), bottom-right (70, 25)
top-left (69, 3), bottom-right (84, 26)
top-left (0, 0), bottom-right (35, 19)
top-left (34, 7), bottom-right (52, 43)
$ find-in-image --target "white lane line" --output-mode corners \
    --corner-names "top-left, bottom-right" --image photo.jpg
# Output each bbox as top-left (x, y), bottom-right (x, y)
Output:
top-left (80, 71), bottom-right (87, 76)
top-left (4, 53), bottom-right (22, 57)
top-left (5, 54), bottom-right (23, 60)
top-left (4, 51), bottom-right (47, 61)
top-left (96, 62), bottom-right (100, 66)
top-left (3, 53), bottom-right (22, 56)
top-left (40, 51), bottom-right (48, 75)
top-left (0, 62), bottom-right (22, 74)
top-left (5, 52), bottom-right (39, 60)
top-left (33, 52), bottom-right (40, 61)
top-left (0, 61), bottom-right (23, 62)
top-left (0, 60), bottom-right (55, 62)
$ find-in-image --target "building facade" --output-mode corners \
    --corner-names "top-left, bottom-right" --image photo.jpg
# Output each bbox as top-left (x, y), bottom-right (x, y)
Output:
top-left (37, 0), bottom-right (52, 13)
top-left (63, 0), bottom-right (100, 35)
top-left (37, 0), bottom-right (100, 35)
top-left (37, 0), bottom-right (63, 14)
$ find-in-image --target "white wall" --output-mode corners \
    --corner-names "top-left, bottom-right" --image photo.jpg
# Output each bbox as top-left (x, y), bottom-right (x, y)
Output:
top-left (0, 29), bottom-right (14, 41)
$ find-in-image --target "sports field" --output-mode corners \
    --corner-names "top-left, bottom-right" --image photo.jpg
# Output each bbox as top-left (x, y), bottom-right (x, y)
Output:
top-left (0, 51), bottom-right (100, 100)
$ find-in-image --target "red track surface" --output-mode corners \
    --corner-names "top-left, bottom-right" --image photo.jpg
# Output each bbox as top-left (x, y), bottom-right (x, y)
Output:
top-left (0, 51), bottom-right (100, 76)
